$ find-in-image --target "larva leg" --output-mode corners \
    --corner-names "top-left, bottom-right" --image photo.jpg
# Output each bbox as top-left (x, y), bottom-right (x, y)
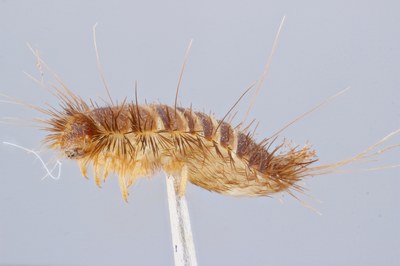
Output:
top-left (101, 158), bottom-right (111, 182)
top-left (93, 162), bottom-right (102, 188)
top-left (78, 159), bottom-right (89, 179)
top-left (126, 163), bottom-right (142, 188)
top-left (118, 175), bottom-right (129, 202)
top-left (177, 164), bottom-right (189, 197)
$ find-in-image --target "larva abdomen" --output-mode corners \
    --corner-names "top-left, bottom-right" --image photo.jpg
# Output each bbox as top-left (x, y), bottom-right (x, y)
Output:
top-left (45, 101), bottom-right (316, 199)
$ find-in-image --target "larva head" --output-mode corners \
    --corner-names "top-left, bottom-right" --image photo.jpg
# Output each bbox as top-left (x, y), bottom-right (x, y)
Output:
top-left (44, 112), bottom-right (98, 160)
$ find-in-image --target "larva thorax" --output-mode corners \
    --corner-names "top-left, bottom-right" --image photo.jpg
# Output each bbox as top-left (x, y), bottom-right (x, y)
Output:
top-left (44, 100), bottom-right (317, 200)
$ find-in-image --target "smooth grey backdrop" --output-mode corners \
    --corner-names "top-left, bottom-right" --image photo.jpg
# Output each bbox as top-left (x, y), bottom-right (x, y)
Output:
top-left (1, 1), bottom-right (399, 266)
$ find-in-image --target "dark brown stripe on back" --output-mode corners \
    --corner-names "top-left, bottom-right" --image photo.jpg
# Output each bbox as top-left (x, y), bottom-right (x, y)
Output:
top-left (219, 121), bottom-right (233, 147)
top-left (195, 112), bottom-right (213, 139)
top-left (178, 107), bottom-right (196, 133)
top-left (236, 132), bottom-right (257, 157)
top-left (236, 132), bottom-right (270, 171)
top-left (137, 106), bottom-right (156, 131)
top-left (155, 105), bottom-right (172, 130)
top-left (248, 146), bottom-right (268, 168)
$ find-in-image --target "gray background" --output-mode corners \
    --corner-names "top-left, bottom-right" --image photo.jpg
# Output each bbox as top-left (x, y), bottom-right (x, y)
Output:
top-left (1, 1), bottom-right (399, 266)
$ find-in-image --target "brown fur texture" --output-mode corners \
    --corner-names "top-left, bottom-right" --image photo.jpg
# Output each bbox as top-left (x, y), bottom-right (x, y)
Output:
top-left (42, 92), bottom-right (317, 201)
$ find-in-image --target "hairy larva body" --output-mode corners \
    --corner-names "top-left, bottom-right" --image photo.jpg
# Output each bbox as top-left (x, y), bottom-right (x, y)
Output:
top-left (45, 101), bottom-right (316, 201)
top-left (10, 24), bottom-right (397, 203)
